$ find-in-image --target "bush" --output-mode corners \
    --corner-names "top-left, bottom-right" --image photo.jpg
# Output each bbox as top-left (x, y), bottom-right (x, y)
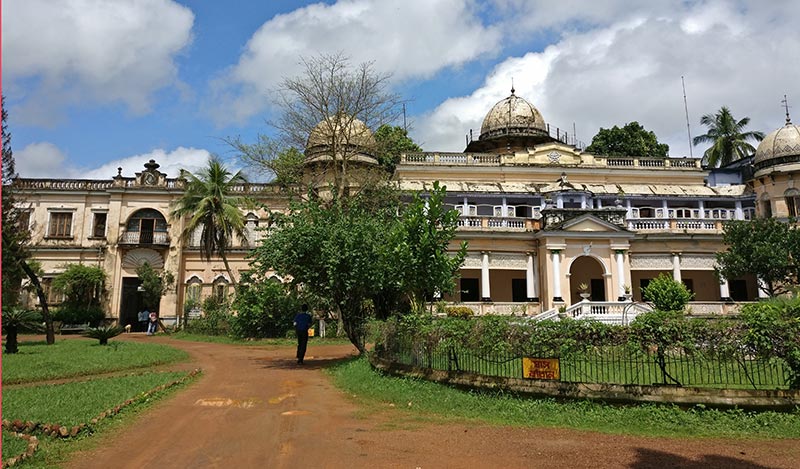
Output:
top-left (739, 296), bottom-right (800, 389)
top-left (230, 276), bottom-right (303, 339)
top-left (84, 325), bottom-right (123, 345)
top-left (186, 297), bottom-right (231, 336)
top-left (53, 306), bottom-right (105, 327)
top-left (642, 273), bottom-right (694, 312)
top-left (445, 306), bottom-right (474, 319)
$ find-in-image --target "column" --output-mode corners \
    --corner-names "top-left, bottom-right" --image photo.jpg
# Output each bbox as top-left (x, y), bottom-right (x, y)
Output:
top-left (698, 200), bottom-right (705, 219)
top-left (735, 200), bottom-right (744, 220)
top-left (526, 252), bottom-right (538, 302)
top-left (597, 198), bottom-right (603, 209)
top-left (672, 253), bottom-right (681, 283)
top-left (719, 278), bottom-right (731, 302)
top-left (626, 199), bottom-right (632, 218)
top-left (580, 195), bottom-right (587, 209)
top-left (615, 250), bottom-right (627, 301)
top-left (662, 199), bottom-right (669, 219)
top-left (481, 251), bottom-right (491, 301)
top-left (556, 194), bottom-right (564, 209)
top-left (551, 250), bottom-right (563, 302)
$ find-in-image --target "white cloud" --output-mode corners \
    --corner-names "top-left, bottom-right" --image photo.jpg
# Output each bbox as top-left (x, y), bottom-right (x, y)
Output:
top-left (212, 0), bottom-right (502, 124)
top-left (15, 144), bottom-right (212, 179)
top-left (414, 0), bottom-right (800, 155)
top-left (3, 0), bottom-right (194, 125)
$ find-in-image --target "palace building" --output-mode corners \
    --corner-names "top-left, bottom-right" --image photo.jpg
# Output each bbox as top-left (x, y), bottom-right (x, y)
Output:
top-left (14, 91), bottom-right (800, 325)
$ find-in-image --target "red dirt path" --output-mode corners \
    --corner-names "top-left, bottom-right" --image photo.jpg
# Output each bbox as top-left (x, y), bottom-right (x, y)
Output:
top-left (63, 335), bottom-right (800, 469)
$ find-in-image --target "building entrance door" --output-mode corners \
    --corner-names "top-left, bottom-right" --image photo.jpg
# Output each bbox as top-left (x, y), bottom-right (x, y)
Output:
top-left (121, 277), bottom-right (144, 331)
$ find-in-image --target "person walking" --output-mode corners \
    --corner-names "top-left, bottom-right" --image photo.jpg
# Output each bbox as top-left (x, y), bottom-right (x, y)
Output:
top-left (138, 308), bottom-right (149, 332)
top-left (293, 304), bottom-right (313, 365)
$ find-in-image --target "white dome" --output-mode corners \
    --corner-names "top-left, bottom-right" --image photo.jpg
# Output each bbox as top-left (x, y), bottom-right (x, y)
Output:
top-left (306, 115), bottom-right (376, 154)
top-left (479, 90), bottom-right (548, 140)
top-left (754, 118), bottom-right (800, 170)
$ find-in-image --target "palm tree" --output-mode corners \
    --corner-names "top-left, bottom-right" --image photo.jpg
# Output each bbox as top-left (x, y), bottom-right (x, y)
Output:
top-left (172, 157), bottom-right (254, 285)
top-left (2, 308), bottom-right (42, 353)
top-left (693, 106), bottom-right (765, 167)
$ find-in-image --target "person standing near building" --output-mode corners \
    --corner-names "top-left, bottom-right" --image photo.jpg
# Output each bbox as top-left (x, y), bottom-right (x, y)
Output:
top-left (147, 310), bottom-right (158, 335)
top-left (293, 304), bottom-right (312, 365)
top-left (139, 308), bottom-right (149, 332)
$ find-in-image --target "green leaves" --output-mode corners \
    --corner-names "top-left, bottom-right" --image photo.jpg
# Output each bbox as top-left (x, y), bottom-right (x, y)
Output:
top-left (692, 106), bottom-right (765, 167)
top-left (641, 273), bottom-right (694, 312)
top-left (716, 218), bottom-right (799, 296)
top-left (585, 121), bottom-right (669, 157)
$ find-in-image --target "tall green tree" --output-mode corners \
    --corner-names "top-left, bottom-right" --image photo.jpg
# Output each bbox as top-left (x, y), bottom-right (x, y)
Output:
top-left (585, 121), bottom-right (669, 157)
top-left (252, 194), bottom-right (394, 353)
top-left (390, 182), bottom-right (467, 312)
top-left (52, 264), bottom-right (107, 326)
top-left (374, 124), bottom-right (422, 173)
top-left (172, 157), bottom-right (255, 285)
top-left (226, 135), bottom-right (306, 191)
top-left (692, 106), bottom-right (765, 167)
top-left (716, 218), bottom-right (799, 297)
top-left (2, 97), bottom-right (56, 344)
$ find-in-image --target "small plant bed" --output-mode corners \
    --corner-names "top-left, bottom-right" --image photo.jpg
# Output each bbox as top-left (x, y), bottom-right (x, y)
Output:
top-left (330, 357), bottom-right (800, 439)
top-left (1, 338), bottom-right (189, 384)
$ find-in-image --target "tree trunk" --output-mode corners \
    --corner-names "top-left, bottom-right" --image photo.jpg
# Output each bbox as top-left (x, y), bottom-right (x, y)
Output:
top-left (20, 259), bottom-right (55, 345)
top-left (337, 303), bottom-right (365, 354)
top-left (220, 251), bottom-right (238, 286)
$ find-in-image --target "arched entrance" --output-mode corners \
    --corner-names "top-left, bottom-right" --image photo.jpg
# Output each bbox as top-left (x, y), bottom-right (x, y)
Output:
top-left (569, 256), bottom-right (606, 304)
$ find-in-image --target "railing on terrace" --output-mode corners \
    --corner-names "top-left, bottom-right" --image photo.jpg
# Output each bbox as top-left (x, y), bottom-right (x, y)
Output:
top-left (400, 153), bottom-right (702, 169)
top-left (535, 300), bottom-right (653, 324)
top-left (377, 340), bottom-right (791, 390)
top-left (119, 231), bottom-right (170, 245)
top-left (456, 216), bottom-right (539, 231)
top-left (14, 179), bottom-right (114, 191)
top-left (627, 218), bottom-right (723, 233)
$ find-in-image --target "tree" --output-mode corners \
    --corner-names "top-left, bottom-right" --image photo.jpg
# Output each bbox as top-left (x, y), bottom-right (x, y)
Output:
top-left (374, 124), bottom-right (422, 173)
top-left (692, 106), bottom-right (765, 167)
top-left (251, 194), bottom-right (394, 353)
top-left (52, 264), bottom-right (107, 326)
top-left (171, 156), bottom-right (255, 285)
top-left (2, 96), bottom-right (56, 344)
top-left (2, 309), bottom-right (42, 353)
top-left (585, 121), bottom-right (669, 157)
top-left (390, 182), bottom-right (467, 312)
top-left (716, 218), bottom-right (799, 297)
top-left (271, 53), bottom-right (403, 199)
top-left (226, 135), bottom-right (306, 190)
top-left (136, 262), bottom-right (175, 312)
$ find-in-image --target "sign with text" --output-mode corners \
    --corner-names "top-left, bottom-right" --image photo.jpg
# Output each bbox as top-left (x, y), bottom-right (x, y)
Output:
top-left (522, 357), bottom-right (560, 380)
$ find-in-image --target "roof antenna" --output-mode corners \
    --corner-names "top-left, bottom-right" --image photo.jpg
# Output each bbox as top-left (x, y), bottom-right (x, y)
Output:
top-left (511, 77), bottom-right (515, 95)
top-left (682, 76), bottom-right (693, 158)
top-left (782, 94), bottom-right (792, 124)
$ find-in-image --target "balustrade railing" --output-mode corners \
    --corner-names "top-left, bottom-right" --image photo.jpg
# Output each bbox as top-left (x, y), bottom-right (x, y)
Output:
top-left (119, 231), bottom-right (170, 245)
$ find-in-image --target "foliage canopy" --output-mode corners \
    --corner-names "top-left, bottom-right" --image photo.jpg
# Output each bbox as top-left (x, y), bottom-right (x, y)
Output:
top-left (585, 121), bottom-right (669, 157)
top-left (692, 106), bottom-right (765, 167)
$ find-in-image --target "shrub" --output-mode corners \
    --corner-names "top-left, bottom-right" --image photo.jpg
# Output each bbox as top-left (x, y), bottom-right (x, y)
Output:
top-left (84, 325), bottom-right (123, 345)
top-left (52, 264), bottom-right (106, 314)
top-left (445, 306), bottom-right (474, 319)
top-left (739, 296), bottom-right (800, 389)
top-left (53, 306), bottom-right (105, 327)
top-left (2, 309), bottom-right (42, 353)
top-left (642, 273), bottom-right (694, 312)
top-left (186, 297), bottom-right (231, 336)
top-left (230, 276), bottom-right (303, 339)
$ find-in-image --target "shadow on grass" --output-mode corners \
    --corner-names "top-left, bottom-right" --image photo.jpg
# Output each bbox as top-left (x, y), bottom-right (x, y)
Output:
top-left (630, 448), bottom-right (773, 469)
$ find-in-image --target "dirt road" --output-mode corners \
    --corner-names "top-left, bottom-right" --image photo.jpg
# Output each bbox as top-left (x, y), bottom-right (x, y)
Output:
top-left (64, 335), bottom-right (800, 468)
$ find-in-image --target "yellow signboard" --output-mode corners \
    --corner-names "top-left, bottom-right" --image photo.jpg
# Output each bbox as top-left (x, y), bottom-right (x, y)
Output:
top-left (522, 357), bottom-right (560, 380)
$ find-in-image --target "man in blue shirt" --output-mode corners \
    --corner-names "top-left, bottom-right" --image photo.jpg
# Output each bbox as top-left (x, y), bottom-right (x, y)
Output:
top-left (293, 304), bottom-right (313, 364)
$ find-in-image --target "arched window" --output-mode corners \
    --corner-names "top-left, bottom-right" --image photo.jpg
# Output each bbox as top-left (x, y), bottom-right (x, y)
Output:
top-left (213, 276), bottom-right (229, 301)
top-left (185, 276), bottom-right (203, 304)
top-left (125, 208), bottom-right (168, 244)
top-left (785, 189), bottom-right (800, 218)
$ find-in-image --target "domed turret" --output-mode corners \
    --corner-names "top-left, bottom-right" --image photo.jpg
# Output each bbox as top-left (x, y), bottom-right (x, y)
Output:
top-left (306, 114), bottom-right (377, 162)
top-left (465, 88), bottom-right (554, 153)
top-left (754, 115), bottom-right (800, 174)
top-left (479, 88), bottom-right (548, 140)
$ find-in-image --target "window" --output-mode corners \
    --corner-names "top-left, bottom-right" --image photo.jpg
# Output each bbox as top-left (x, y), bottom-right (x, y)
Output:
top-left (455, 205), bottom-right (477, 216)
top-left (460, 278), bottom-right (479, 302)
top-left (743, 208), bottom-right (755, 220)
top-left (48, 212), bottom-right (72, 238)
top-left (785, 189), bottom-right (800, 218)
top-left (511, 278), bottom-right (527, 302)
top-left (186, 282), bottom-right (201, 303)
top-left (761, 195), bottom-right (772, 218)
top-left (213, 279), bottom-right (229, 301)
top-left (17, 211), bottom-right (31, 231)
top-left (92, 213), bottom-right (107, 238)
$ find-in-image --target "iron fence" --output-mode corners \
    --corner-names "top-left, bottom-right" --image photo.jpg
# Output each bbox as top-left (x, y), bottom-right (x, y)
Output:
top-left (377, 340), bottom-right (791, 390)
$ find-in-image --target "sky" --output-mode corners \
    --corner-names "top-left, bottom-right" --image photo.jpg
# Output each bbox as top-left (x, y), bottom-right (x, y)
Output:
top-left (3, 0), bottom-right (799, 180)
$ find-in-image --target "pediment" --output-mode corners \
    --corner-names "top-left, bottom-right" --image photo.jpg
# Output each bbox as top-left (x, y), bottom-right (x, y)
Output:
top-left (561, 214), bottom-right (628, 233)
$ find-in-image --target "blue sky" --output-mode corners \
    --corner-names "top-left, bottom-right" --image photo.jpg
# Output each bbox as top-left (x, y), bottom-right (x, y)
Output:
top-left (3, 0), bottom-right (799, 180)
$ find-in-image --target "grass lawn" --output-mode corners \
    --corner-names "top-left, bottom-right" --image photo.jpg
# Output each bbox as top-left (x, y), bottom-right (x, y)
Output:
top-left (1, 336), bottom-right (195, 468)
top-left (329, 357), bottom-right (800, 439)
top-left (2, 338), bottom-right (188, 384)
top-left (3, 372), bottom-right (186, 426)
